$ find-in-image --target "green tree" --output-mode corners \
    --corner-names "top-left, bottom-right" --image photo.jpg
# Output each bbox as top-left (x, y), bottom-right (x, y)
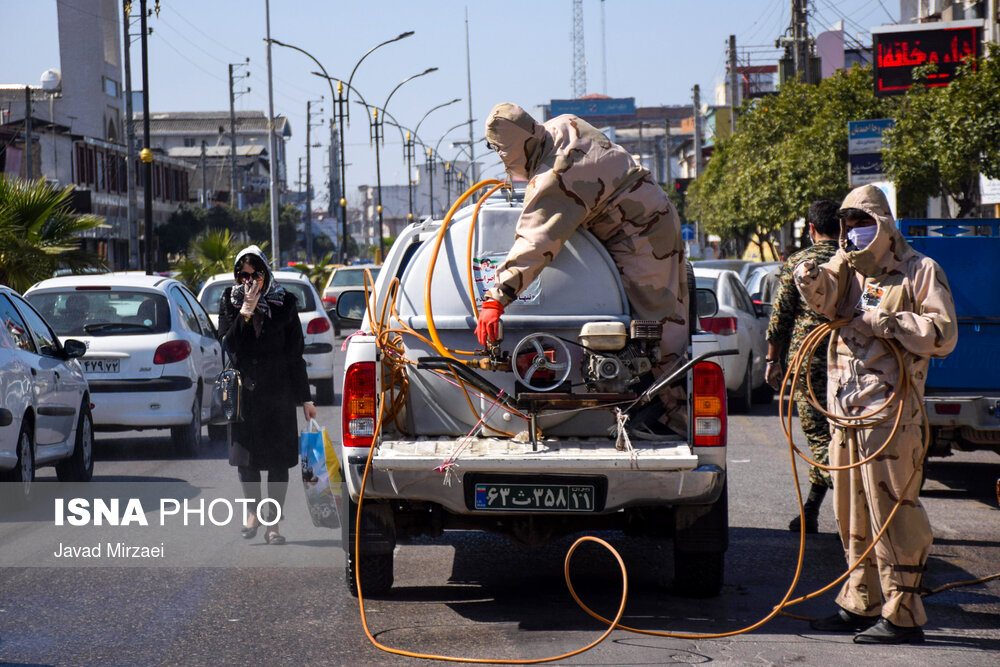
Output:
top-left (883, 45), bottom-right (1000, 218)
top-left (0, 176), bottom-right (107, 292)
top-left (688, 65), bottom-right (897, 250)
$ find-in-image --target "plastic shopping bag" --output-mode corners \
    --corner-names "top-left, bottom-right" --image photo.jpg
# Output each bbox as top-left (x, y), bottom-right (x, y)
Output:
top-left (299, 419), bottom-right (343, 529)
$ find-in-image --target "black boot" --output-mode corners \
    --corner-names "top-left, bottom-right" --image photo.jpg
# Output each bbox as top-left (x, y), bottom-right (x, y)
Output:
top-left (789, 483), bottom-right (828, 534)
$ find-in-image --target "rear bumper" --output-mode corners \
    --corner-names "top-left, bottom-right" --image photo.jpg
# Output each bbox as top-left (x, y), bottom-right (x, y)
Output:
top-left (925, 394), bottom-right (1000, 451)
top-left (90, 376), bottom-right (195, 428)
top-left (344, 437), bottom-right (725, 515)
top-left (304, 346), bottom-right (335, 380)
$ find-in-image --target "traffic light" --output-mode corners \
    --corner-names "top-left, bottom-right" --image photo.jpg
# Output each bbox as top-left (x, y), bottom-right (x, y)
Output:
top-left (674, 178), bottom-right (693, 193)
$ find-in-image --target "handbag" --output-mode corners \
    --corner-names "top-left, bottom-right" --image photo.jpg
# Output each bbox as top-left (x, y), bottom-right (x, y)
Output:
top-left (209, 346), bottom-right (252, 425)
top-left (299, 419), bottom-right (343, 528)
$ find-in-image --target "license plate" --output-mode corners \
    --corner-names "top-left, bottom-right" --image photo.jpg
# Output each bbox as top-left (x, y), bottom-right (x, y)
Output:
top-left (473, 483), bottom-right (596, 512)
top-left (83, 359), bottom-right (120, 374)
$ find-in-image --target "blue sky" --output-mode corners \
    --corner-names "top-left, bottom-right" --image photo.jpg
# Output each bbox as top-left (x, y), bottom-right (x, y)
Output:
top-left (4, 0), bottom-right (896, 207)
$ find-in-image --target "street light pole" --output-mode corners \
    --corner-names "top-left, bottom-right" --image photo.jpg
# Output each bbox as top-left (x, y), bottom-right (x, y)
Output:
top-left (374, 67), bottom-right (438, 259)
top-left (265, 0), bottom-right (281, 266)
top-left (139, 0), bottom-right (154, 274)
top-left (345, 31), bottom-right (414, 126)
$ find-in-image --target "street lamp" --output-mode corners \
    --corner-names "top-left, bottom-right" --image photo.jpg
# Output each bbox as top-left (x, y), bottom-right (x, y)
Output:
top-left (271, 33), bottom-right (413, 264)
top-left (345, 31), bottom-right (414, 127)
top-left (430, 119), bottom-right (475, 216)
top-left (372, 67), bottom-right (438, 259)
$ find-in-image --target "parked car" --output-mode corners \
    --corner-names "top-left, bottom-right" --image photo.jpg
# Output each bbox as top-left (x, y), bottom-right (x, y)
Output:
top-left (692, 267), bottom-right (772, 412)
top-left (198, 270), bottom-right (337, 405)
top-left (743, 261), bottom-right (782, 314)
top-left (24, 273), bottom-right (223, 457)
top-left (695, 259), bottom-right (756, 284)
top-left (321, 265), bottom-right (380, 335)
top-left (0, 285), bottom-right (93, 499)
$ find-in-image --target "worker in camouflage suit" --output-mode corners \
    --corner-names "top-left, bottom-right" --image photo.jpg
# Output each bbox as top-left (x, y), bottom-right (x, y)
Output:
top-left (765, 199), bottom-right (840, 534)
top-left (795, 185), bottom-right (957, 645)
top-left (474, 103), bottom-right (688, 432)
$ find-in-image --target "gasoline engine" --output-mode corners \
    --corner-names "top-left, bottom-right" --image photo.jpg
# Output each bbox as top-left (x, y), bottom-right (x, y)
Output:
top-left (578, 320), bottom-right (662, 394)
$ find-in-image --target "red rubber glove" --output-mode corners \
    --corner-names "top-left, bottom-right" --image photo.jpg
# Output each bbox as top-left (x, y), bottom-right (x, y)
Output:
top-left (475, 300), bottom-right (504, 345)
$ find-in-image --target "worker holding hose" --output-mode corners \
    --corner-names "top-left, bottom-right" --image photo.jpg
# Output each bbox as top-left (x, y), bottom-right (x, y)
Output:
top-left (475, 103), bottom-right (687, 432)
top-left (793, 185), bottom-right (957, 644)
top-left (765, 199), bottom-right (840, 535)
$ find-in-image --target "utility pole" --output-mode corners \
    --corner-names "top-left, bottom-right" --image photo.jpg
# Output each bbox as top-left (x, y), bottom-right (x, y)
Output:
top-left (139, 0), bottom-right (153, 274)
top-left (600, 0), bottom-right (607, 95)
top-left (24, 87), bottom-right (33, 180)
top-left (465, 8), bottom-right (477, 186)
top-left (571, 0), bottom-right (586, 98)
top-left (228, 60), bottom-right (249, 209)
top-left (304, 98), bottom-right (323, 263)
top-left (329, 122), bottom-right (341, 258)
top-left (637, 121), bottom-right (644, 172)
top-left (200, 140), bottom-right (208, 207)
top-left (692, 84), bottom-right (703, 178)
top-left (427, 149), bottom-right (436, 217)
top-left (404, 131), bottom-right (414, 222)
top-left (728, 34), bottom-right (739, 133)
top-left (792, 0), bottom-right (809, 83)
top-left (664, 118), bottom-right (672, 189)
top-left (123, 0), bottom-right (139, 269)
top-left (265, 0), bottom-right (280, 265)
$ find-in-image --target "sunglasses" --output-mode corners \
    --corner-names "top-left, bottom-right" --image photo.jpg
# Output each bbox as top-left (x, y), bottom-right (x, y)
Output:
top-left (238, 271), bottom-right (263, 282)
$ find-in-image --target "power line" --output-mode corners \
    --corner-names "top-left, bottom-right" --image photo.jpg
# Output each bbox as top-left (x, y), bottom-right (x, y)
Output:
top-left (168, 6), bottom-right (250, 60)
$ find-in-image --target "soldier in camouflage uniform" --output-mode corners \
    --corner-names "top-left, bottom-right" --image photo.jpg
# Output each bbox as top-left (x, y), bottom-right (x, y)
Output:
top-left (475, 103), bottom-right (687, 431)
top-left (795, 185), bottom-right (957, 644)
top-left (765, 199), bottom-right (840, 534)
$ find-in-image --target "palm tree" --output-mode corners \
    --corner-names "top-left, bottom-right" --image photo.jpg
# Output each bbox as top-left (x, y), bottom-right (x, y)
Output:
top-left (174, 228), bottom-right (240, 292)
top-left (289, 251), bottom-right (336, 291)
top-left (0, 176), bottom-right (107, 292)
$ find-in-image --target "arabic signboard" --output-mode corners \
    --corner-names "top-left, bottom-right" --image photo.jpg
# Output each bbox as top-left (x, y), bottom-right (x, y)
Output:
top-left (848, 119), bottom-right (895, 155)
top-left (872, 20), bottom-right (982, 96)
top-left (850, 153), bottom-right (885, 187)
top-left (549, 97), bottom-right (636, 118)
top-left (982, 174), bottom-right (1000, 206)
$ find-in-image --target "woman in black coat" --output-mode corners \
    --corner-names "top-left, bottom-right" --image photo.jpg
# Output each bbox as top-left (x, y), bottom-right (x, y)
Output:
top-left (218, 245), bottom-right (317, 544)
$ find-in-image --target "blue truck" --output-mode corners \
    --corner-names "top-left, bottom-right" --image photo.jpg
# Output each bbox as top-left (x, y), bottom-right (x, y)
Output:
top-left (898, 218), bottom-right (1000, 459)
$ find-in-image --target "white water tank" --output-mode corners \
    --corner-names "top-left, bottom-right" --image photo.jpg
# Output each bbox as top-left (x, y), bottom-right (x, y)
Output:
top-left (40, 69), bottom-right (62, 93)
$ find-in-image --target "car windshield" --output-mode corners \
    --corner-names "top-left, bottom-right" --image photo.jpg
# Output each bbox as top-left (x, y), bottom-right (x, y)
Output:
top-left (26, 290), bottom-right (171, 336)
top-left (329, 267), bottom-right (379, 287)
top-left (200, 279), bottom-right (315, 314)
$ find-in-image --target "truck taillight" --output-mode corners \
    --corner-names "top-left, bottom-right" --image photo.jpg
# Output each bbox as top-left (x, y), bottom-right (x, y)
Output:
top-left (699, 317), bottom-right (738, 336)
top-left (306, 316), bottom-right (331, 334)
top-left (343, 361), bottom-right (376, 447)
top-left (322, 295), bottom-right (337, 307)
top-left (692, 360), bottom-right (726, 447)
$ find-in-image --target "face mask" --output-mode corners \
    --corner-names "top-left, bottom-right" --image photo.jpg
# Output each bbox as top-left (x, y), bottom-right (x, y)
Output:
top-left (847, 224), bottom-right (878, 249)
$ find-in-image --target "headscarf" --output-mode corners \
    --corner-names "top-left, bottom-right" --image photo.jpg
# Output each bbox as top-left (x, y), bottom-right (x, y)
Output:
top-left (229, 244), bottom-right (286, 318)
top-left (484, 103), bottom-right (553, 181)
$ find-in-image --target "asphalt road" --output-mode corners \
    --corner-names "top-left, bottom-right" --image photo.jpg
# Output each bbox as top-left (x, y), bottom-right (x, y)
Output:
top-left (1, 362), bottom-right (998, 665)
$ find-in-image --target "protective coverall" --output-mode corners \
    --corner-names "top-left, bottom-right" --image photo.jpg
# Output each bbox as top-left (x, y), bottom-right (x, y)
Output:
top-left (480, 103), bottom-right (687, 420)
top-left (793, 185), bottom-right (957, 628)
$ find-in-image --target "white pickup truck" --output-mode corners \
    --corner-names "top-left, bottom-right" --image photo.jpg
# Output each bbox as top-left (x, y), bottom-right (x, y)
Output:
top-left (333, 189), bottom-right (732, 598)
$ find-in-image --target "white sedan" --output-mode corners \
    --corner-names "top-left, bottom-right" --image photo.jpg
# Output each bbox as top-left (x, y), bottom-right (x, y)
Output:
top-left (25, 273), bottom-right (223, 457)
top-left (198, 270), bottom-right (337, 405)
top-left (692, 267), bottom-right (771, 412)
top-left (0, 285), bottom-right (93, 500)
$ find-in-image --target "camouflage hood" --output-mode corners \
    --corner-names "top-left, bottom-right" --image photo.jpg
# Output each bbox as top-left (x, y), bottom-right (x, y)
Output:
top-left (484, 103), bottom-right (553, 180)
top-left (840, 185), bottom-right (914, 278)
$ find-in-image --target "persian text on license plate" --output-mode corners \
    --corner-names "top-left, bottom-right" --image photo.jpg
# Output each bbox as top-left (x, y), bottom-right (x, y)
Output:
top-left (473, 483), bottom-right (595, 512)
top-left (83, 359), bottom-right (119, 374)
